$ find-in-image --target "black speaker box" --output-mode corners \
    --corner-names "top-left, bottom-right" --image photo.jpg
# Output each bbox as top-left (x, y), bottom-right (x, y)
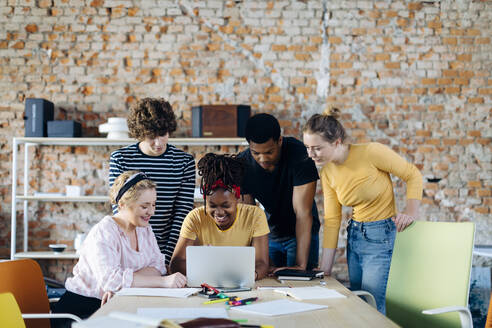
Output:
top-left (192, 105), bottom-right (251, 138)
top-left (24, 98), bottom-right (54, 137)
top-left (47, 120), bottom-right (82, 137)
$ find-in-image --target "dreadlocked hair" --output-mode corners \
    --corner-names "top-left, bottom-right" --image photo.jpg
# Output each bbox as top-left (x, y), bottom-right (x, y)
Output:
top-left (197, 153), bottom-right (244, 205)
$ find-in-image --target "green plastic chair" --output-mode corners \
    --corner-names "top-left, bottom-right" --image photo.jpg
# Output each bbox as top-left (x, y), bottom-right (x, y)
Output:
top-left (386, 221), bottom-right (475, 328)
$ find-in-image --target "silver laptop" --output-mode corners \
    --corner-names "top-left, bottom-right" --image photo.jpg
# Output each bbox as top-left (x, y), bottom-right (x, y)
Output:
top-left (186, 246), bottom-right (255, 288)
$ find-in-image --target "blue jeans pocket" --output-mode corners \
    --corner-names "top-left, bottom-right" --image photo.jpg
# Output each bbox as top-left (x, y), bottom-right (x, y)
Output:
top-left (362, 224), bottom-right (391, 244)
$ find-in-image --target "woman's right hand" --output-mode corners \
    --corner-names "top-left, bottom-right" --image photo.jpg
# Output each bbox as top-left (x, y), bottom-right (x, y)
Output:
top-left (320, 248), bottom-right (336, 276)
top-left (161, 272), bottom-right (187, 288)
top-left (101, 291), bottom-right (114, 306)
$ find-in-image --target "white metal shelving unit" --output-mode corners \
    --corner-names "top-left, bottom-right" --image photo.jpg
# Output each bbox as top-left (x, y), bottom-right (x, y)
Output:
top-left (11, 137), bottom-right (248, 260)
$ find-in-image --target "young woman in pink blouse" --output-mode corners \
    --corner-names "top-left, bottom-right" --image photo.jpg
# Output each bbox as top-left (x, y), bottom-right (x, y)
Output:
top-left (52, 171), bottom-right (186, 325)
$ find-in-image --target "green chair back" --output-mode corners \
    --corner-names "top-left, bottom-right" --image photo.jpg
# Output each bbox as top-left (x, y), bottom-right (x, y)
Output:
top-left (386, 221), bottom-right (475, 328)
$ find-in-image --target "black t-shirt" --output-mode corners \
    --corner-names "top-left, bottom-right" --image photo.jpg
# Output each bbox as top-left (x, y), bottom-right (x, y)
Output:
top-left (238, 137), bottom-right (320, 241)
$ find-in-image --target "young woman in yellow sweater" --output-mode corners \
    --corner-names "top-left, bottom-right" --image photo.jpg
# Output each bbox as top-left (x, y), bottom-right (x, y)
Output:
top-left (169, 153), bottom-right (270, 280)
top-left (303, 108), bottom-right (423, 314)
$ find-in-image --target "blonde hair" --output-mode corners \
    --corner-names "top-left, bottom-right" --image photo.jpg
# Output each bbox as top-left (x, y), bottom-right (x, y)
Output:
top-left (322, 107), bottom-right (341, 120)
top-left (303, 107), bottom-right (347, 143)
top-left (109, 170), bottom-right (156, 207)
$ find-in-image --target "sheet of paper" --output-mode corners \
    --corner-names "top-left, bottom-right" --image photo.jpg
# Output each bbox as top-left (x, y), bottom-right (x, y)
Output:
top-left (230, 299), bottom-right (328, 316)
top-left (116, 288), bottom-right (200, 298)
top-left (109, 311), bottom-right (163, 326)
top-left (73, 311), bottom-right (181, 328)
top-left (274, 286), bottom-right (346, 300)
top-left (137, 307), bottom-right (229, 319)
top-left (72, 316), bottom-right (154, 328)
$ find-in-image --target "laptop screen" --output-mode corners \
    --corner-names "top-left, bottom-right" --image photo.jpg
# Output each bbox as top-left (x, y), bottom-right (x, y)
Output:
top-left (186, 246), bottom-right (255, 288)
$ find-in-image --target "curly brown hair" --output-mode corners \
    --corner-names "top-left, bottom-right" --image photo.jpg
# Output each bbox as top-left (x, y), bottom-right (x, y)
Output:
top-left (127, 98), bottom-right (177, 140)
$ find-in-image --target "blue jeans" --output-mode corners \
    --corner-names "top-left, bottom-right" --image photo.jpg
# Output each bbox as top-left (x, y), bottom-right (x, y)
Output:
top-left (347, 218), bottom-right (396, 314)
top-left (269, 233), bottom-right (319, 270)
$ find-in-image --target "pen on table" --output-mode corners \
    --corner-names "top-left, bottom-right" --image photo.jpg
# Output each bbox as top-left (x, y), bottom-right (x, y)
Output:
top-left (228, 301), bottom-right (251, 307)
top-left (239, 325), bottom-right (274, 328)
top-left (228, 297), bottom-right (259, 306)
top-left (203, 296), bottom-right (237, 304)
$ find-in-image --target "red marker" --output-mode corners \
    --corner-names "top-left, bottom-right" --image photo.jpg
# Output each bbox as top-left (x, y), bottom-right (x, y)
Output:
top-left (201, 283), bottom-right (220, 295)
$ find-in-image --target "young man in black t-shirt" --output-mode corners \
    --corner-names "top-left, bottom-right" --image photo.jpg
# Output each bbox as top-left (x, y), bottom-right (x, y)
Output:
top-left (238, 113), bottom-right (320, 270)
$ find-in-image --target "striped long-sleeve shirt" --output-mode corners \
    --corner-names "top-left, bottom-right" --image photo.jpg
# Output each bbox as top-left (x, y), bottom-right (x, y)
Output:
top-left (109, 143), bottom-right (196, 264)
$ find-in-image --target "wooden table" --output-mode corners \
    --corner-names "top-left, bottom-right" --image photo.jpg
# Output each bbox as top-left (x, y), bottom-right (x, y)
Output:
top-left (93, 278), bottom-right (398, 328)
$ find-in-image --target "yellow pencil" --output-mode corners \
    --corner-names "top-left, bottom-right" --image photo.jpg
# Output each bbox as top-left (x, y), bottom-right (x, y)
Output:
top-left (203, 297), bottom-right (230, 305)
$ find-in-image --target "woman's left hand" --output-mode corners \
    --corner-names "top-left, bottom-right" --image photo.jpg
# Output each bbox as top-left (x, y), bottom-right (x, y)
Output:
top-left (392, 213), bottom-right (415, 232)
top-left (101, 291), bottom-right (114, 306)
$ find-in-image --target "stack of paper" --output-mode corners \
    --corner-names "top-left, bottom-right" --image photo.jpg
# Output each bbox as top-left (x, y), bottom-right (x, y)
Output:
top-left (274, 286), bottom-right (346, 300)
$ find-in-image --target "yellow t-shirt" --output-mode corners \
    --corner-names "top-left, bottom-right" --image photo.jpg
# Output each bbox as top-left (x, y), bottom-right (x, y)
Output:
top-left (180, 203), bottom-right (270, 246)
top-left (320, 142), bottom-right (423, 249)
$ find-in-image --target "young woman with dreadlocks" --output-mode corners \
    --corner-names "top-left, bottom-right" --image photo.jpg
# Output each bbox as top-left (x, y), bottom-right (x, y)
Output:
top-left (169, 153), bottom-right (270, 280)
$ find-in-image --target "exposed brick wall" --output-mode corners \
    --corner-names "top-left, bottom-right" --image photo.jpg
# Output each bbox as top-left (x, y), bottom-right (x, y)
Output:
top-left (1, 0), bottom-right (491, 281)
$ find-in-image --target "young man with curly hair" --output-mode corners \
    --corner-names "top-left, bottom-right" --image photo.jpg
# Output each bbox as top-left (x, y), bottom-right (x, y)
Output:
top-left (109, 98), bottom-right (195, 264)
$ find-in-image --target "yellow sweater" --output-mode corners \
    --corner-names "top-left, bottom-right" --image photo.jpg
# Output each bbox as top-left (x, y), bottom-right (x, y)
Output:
top-left (180, 203), bottom-right (270, 246)
top-left (320, 142), bottom-right (423, 249)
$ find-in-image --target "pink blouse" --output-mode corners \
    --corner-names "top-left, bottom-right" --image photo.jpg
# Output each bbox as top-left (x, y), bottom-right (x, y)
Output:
top-left (65, 216), bottom-right (167, 299)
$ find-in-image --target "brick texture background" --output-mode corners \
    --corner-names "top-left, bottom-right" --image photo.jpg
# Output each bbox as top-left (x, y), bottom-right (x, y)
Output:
top-left (0, 0), bottom-right (491, 282)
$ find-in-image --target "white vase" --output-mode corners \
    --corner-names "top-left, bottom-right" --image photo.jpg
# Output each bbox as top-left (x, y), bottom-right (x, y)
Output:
top-left (99, 117), bottom-right (129, 139)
